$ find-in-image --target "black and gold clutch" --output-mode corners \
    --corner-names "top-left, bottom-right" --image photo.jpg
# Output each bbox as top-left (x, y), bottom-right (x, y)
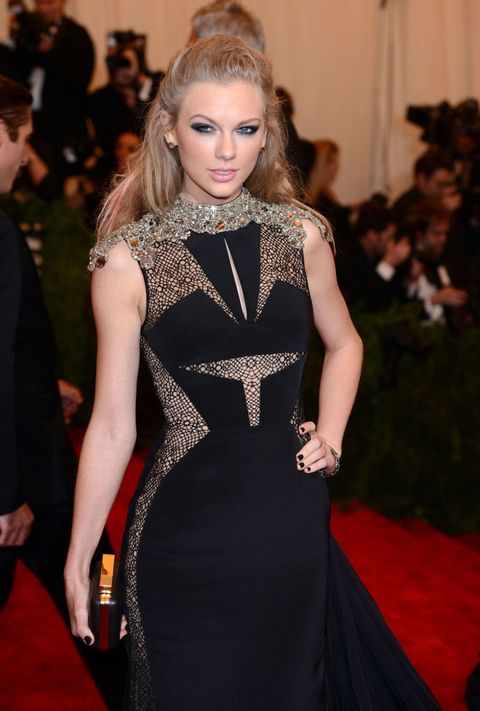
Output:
top-left (89, 553), bottom-right (122, 650)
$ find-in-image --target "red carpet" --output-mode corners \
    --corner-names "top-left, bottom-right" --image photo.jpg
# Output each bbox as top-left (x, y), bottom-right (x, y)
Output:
top-left (0, 446), bottom-right (478, 710)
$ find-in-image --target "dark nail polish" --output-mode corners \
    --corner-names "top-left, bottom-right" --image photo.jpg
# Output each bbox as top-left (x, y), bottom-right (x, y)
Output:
top-left (84, 636), bottom-right (92, 646)
top-left (305, 466), bottom-right (311, 472)
top-left (299, 427), bottom-right (305, 433)
top-left (297, 454), bottom-right (304, 461)
top-left (299, 462), bottom-right (304, 468)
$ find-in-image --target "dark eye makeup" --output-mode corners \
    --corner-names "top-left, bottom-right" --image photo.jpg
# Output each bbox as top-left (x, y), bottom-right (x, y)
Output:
top-left (190, 123), bottom-right (260, 135)
top-left (191, 123), bottom-right (214, 133)
top-left (237, 125), bottom-right (260, 135)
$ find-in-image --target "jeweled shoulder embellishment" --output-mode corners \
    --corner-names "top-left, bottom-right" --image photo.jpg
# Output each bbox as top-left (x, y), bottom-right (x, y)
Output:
top-left (88, 213), bottom-right (160, 271)
top-left (87, 188), bottom-right (334, 271)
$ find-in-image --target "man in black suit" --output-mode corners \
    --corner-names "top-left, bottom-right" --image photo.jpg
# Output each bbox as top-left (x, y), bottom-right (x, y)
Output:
top-left (336, 202), bottom-right (411, 312)
top-left (5, 0), bottom-right (94, 185)
top-left (392, 148), bottom-right (455, 223)
top-left (89, 37), bottom-right (164, 155)
top-left (0, 75), bottom-right (124, 710)
top-left (404, 200), bottom-right (470, 328)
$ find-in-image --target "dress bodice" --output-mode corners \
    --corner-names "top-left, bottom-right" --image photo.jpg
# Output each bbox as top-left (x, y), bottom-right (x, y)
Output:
top-left (89, 189), bottom-right (332, 434)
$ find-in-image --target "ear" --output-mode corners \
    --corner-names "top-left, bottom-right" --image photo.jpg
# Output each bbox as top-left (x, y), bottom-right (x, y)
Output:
top-left (0, 119), bottom-right (7, 146)
top-left (164, 130), bottom-right (177, 148)
top-left (261, 128), bottom-right (267, 151)
top-left (160, 111), bottom-right (177, 148)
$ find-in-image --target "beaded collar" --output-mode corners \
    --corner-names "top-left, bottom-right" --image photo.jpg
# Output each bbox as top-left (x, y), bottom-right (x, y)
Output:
top-left (88, 187), bottom-right (332, 271)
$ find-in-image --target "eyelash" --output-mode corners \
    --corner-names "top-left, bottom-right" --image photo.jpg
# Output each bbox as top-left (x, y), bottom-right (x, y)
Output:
top-left (190, 123), bottom-right (259, 135)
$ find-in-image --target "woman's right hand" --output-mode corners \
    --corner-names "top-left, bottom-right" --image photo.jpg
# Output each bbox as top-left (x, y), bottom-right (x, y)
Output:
top-left (64, 569), bottom-right (94, 646)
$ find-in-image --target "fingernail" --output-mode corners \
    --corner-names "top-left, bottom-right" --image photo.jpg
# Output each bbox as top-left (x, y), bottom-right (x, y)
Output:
top-left (299, 462), bottom-right (304, 468)
top-left (299, 427), bottom-right (305, 433)
top-left (84, 636), bottom-right (92, 646)
top-left (297, 454), bottom-right (304, 461)
top-left (305, 466), bottom-right (311, 472)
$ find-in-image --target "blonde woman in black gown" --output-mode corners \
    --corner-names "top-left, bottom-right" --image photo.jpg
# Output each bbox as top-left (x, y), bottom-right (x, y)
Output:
top-left (65, 35), bottom-right (442, 711)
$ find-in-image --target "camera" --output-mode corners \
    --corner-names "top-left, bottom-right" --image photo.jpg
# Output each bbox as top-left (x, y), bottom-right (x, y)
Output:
top-left (8, 1), bottom-right (58, 53)
top-left (407, 99), bottom-right (480, 157)
top-left (407, 99), bottom-right (480, 228)
top-left (105, 29), bottom-right (147, 75)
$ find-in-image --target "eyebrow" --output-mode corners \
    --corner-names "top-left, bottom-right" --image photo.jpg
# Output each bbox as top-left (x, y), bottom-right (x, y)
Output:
top-left (189, 114), bottom-right (262, 126)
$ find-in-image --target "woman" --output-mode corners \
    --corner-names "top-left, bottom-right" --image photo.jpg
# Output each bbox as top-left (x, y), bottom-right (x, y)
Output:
top-left (307, 139), bottom-right (351, 239)
top-left (65, 36), bottom-right (441, 710)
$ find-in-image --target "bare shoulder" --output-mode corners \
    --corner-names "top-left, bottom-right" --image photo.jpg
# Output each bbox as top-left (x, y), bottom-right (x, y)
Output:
top-left (301, 217), bottom-right (331, 251)
top-left (91, 240), bottom-right (146, 319)
top-left (301, 217), bottom-right (336, 279)
top-left (92, 240), bottom-right (143, 287)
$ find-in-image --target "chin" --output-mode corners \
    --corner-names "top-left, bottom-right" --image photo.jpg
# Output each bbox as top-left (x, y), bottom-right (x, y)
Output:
top-left (200, 182), bottom-right (244, 204)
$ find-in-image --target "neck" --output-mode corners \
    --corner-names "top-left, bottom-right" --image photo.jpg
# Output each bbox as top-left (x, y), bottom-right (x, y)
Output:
top-left (179, 187), bottom-right (243, 207)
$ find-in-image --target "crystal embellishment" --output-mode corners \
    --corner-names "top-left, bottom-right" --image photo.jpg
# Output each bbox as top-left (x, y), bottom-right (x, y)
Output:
top-left (88, 187), bottom-right (333, 271)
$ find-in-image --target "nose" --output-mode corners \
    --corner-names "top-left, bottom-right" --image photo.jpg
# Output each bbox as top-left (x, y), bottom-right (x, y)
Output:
top-left (215, 132), bottom-right (235, 161)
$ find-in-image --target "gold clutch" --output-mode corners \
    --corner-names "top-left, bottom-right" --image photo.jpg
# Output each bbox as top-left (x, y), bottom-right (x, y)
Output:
top-left (88, 554), bottom-right (122, 650)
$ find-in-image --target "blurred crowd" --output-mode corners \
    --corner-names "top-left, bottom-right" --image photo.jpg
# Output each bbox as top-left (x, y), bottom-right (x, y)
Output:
top-left (0, 0), bottom-right (479, 333)
top-left (1, 4), bottom-right (479, 708)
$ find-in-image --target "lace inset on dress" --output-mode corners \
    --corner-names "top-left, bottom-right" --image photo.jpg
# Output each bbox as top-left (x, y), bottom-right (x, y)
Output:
top-left (182, 352), bottom-right (304, 427)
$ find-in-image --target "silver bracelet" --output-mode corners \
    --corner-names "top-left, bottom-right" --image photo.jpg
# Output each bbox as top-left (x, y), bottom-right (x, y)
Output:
top-left (320, 444), bottom-right (341, 479)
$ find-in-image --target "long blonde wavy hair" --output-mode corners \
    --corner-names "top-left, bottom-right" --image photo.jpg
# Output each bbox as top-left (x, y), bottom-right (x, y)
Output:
top-left (97, 35), bottom-right (297, 240)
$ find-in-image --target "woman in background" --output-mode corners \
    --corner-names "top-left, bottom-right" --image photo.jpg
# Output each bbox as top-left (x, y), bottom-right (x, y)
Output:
top-left (307, 138), bottom-right (351, 239)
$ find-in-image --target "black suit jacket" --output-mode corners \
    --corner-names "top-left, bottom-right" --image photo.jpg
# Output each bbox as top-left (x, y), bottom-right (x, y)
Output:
top-left (12, 16), bottom-right (95, 147)
top-left (336, 239), bottom-right (404, 312)
top-left (0, 210), bottom-right (75, 515)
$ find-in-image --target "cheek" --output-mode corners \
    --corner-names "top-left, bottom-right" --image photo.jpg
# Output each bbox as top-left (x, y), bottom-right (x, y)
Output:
top-left (241, 138), bottom-right (264, 168)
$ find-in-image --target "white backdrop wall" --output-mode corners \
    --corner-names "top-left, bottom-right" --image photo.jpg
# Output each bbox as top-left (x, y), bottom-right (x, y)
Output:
top-left (1, 0), bottom-right (479, 203)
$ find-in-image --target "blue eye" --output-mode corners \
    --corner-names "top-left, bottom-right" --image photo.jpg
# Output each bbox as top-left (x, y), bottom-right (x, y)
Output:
top-left (191, 123), bottom-right (214, 133)
top-left (237, 125), bottom-right (259, 135)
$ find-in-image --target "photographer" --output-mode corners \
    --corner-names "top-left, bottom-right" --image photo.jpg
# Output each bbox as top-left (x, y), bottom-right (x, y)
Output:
top-left (336, 201), bottom-right (410, 312)
top-left (392, 148), bottom-right (455, 223)
top-left (4, 0), bottom-right (94, 185)
top-left (404, 200), bottom-right (471, 327)
top-left (88, 31), bottom-right (163, 154)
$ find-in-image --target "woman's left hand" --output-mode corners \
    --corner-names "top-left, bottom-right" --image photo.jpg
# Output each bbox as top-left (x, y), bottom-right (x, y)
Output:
top-left (296, 421), bottom-right (337, 475)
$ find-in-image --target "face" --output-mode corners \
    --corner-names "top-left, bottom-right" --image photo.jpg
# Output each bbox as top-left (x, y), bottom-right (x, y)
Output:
top-left (166, 81), bottom-right (267, 204)
top-left (364, 223), bottom-right (395, 257)
top-left (118, 49), bottom-right (140, 84)
top-left (417, 219), bottom-right (450, 259)
top-left (35, 0), bottom-right (65, 23)
top-left (324, 154), bottom-right (339, 185)
top-left (114, 132), bottom-right (141, 172)
top-left (0, 117), bottom-right (33, 195)
top-left (375, 223), bottom-right (395, 255)
top-left (417, 168), bottom-right (455, 199)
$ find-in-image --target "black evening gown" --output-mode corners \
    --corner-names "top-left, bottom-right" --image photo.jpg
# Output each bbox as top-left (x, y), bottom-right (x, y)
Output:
top-left (90, 189), bottom-right (442, 711)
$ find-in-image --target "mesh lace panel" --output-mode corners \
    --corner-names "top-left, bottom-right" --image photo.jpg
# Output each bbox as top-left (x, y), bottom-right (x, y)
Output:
top-left (125, 342), bottom-right (209, 709)
top-left (182, 352), bottom-right (304, 427)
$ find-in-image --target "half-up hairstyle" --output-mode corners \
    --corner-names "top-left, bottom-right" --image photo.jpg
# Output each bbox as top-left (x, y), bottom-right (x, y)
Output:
top-left (97, 34), bottom-right (297, 240)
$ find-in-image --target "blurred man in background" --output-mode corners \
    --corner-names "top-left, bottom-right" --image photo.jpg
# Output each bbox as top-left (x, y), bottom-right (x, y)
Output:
top-left (4, 0), bottom-right (94, 187)
top-left (393, 148), bottom-right (455, 222)
top-left (0, 74), bottom-right (124, 711)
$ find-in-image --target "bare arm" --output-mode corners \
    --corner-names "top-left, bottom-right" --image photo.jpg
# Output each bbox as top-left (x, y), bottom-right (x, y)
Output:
top-left (296, 220), bottom-right (363, 474)
top-left (65, 240), bottom-right (146, 642)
